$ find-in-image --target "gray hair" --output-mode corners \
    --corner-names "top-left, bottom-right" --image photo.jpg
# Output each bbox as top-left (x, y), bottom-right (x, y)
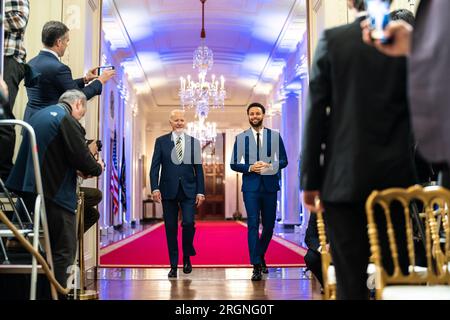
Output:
top-left (170, 109), bottom-right (185, 119)
top-left (58, 90), bottom-right (87, 106)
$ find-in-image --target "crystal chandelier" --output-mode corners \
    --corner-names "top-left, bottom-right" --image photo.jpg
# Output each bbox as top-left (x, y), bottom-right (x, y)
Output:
top-left (186, 116), bottom-right (217, 145)
top-left (193, 40), bottom-right (213, 77)
top-left (179, 0), bottom-right (226, 116)
top-left (193, 0), bottom-right (213, 76)
top-left (179, 73), bottom-right (225, 117)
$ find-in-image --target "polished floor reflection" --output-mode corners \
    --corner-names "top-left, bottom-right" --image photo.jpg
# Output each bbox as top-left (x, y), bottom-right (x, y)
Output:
top-left (89, 267), bottom-right (323, 300)
top-left (97, 220), bottom-right (314, 300)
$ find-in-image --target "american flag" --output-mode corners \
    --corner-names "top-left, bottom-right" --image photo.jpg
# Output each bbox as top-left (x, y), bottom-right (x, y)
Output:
top-left (110, 131), bottom-right (119, 216)
top-left (120, 137), bottom-right (127, 212)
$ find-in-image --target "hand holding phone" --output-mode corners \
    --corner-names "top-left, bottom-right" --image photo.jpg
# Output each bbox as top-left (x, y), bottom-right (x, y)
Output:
top-left (97, 66), bottom-right (116, 84)
top-left (365, 0), bottom-right (391, 43)
top-left (97, 65), bottom-right (115, 76)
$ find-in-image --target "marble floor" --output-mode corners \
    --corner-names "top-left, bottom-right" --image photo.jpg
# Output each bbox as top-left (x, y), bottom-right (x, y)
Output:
top-left (87, 267), bottom-right (322, 300)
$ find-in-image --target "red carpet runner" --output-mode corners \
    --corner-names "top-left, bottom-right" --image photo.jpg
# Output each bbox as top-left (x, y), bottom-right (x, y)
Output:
top-left (100, 221), bottom-right (306, 267)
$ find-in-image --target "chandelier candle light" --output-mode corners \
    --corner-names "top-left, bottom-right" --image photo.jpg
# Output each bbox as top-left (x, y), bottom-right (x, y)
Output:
top-left (186, 116), bottom-right (217, 146)
top-left (179, 0), bottom-right (226, 117)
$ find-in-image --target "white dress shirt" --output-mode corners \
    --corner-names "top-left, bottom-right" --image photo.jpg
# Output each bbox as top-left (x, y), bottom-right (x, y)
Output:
top-left (248, 127), bottom-right (265, 172)
top-left (251, 126), bottom-right (264, 148)
top-left (171, 131), bottom-right (185, 158)
top-left (41, 48), bottom-right (59, 59)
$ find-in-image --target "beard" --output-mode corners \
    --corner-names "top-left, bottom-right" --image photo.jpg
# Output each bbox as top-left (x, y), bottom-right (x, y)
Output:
top-left (249, 119), bottom-right (263, 128)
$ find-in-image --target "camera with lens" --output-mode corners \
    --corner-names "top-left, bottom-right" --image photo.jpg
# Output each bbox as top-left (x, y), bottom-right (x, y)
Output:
top-left (87, 139), bottom-right (102, 153)
top-left (95, 140), bottom-right (102, 152)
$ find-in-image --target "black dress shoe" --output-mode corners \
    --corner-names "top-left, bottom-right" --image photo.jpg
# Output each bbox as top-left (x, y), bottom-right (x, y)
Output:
top-left (183, 257), bottom-right (192, 274)
top-left (251, 264), bottom-right (262, 281)
top-left (261, 256), bottom-right (268, 274)
top-left (168, 266), bottom-right (178, 278)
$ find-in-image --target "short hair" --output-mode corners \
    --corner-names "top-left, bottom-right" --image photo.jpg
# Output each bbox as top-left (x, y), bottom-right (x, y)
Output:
top-left (246, 102), bottom-right (265, 114)
top-left (353, 0), bottom-right (366, 11)
top-left (59, 90), bottom-right (87, 106)
top-left (353, 0), bottom-right (393, 12)
top-left (390, 9), bottom-right (415, 26)
top-left (42, 21), bottom-right (69, 47)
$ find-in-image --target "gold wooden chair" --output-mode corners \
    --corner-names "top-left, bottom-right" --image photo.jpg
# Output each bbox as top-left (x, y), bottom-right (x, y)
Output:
top-left (68, 191), bottom-right (99, 300)
top-left (314, 198), bottom-right (336, 300)
top-left (365, 185), bottom-right (450, 300)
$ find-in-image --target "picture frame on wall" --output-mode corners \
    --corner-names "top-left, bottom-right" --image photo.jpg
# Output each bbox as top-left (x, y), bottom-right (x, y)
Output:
top-left (109, 90), bottom-right (115, 122)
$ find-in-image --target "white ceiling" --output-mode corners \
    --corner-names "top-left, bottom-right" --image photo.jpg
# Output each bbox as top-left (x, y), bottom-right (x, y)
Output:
top-left (104, 0), bottom-right (307, 114)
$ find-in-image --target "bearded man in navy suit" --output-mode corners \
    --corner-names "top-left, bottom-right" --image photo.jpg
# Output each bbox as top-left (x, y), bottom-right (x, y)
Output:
top-left (230, 102), bottom-right (288, 281)
top-left (150, 110), bottom-right (205, 278)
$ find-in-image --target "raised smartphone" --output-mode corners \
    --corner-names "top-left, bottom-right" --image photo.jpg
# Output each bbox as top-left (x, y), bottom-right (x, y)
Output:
top-left (365, 0), bottom-right (391, 43)
top-left (97, 65), bottom-right (115, 76)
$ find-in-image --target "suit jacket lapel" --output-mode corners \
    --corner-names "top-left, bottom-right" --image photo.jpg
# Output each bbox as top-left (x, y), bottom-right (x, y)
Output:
top-left (247, 128), bottom-right (257, 149)
top-left (414, 0), bottom-right (427, 29)
top-left (183, 134), bottom-right (192, 164)
top-left (262, 128), bottom-right (267, 155)
top-left (241, 129), bottom-right (251, 164)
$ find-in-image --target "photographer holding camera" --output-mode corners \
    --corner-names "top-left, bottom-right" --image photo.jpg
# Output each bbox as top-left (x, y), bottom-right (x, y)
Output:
top-left (6, 90), bottom-right (104, 290)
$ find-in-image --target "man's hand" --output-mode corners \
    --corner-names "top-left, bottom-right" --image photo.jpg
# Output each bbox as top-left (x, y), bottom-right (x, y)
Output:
top-left (97, 158), bottom-right (105, 172)
top-left (260, 162), bottom-right (273, 174)
top-left (77, 170), bottom-right (91, 179)
top-left (153, 190), bottom-right (162, 203)
top-left (302, 190), bottom-right (323, 213)
top-left (361, 19), bottom-right (412, 57)
top-left (85, 67), bottom-right (99, 83)
top-left (250, 161), bottom-right (270, 174)
top-left (0, 79), bottom-right (9, 100)
top-left (196, 194), bottom-right (205, 208)
top-left (97, 69), bottom-right (116, 84)
top-left (88, 140), bottom-right (99, 156)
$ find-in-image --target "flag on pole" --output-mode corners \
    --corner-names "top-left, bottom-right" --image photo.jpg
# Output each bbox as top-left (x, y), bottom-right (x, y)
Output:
top-left (120, 137), bottom-right (127, 212)
top-left (110, 131), bottom-right (120, 216)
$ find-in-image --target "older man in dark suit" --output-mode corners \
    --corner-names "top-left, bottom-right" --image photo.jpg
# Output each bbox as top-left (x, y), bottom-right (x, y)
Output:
top-left (150, 110), bottom-right (205, 278)
top-left (24, 21), bottom-right (115, 122)
top-left (301, 0), bottom-right (416, 299)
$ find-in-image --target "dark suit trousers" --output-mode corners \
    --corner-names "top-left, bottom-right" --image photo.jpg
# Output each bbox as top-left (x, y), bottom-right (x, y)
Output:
top-left (162, 185), bottom-right (196, 267)
top-left (304, 249), bottom-right (323, 287)
top-left (323, 201), bottom-right (409, 300)
top-left (0, 56), bottom-right (26, 181)
top-left (45, 200), bottom-right (77, 288)
top-left (243, 184), bottom-right (277, 265)
top-left (80, 187), bottom-right (102, 233)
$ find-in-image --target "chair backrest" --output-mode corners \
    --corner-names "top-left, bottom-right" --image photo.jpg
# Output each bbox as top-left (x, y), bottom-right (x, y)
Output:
top-left (365, 185), bottom-right (450, 299)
